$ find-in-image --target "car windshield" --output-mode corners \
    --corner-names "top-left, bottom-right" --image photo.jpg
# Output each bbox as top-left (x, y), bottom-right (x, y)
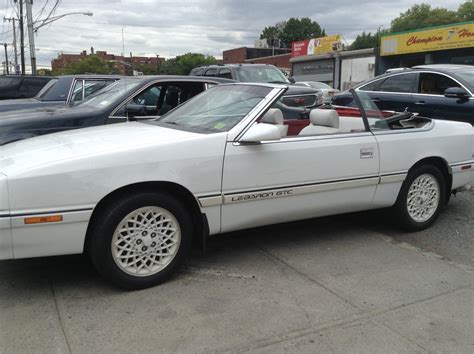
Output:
top-left (236, 66), bottom-right (290, 84)
top-left (35, 78), bottom-right (59, 100)
top-left (456, 70), bottom-right (474, 92)
top-left (155, 84), bottom-right (273, 132)
top-left (74, 79), bottom-right (142, 109)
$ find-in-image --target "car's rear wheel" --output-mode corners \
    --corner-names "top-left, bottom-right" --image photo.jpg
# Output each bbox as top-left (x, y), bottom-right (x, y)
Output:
top-left (88, 192), bottom-right (193, 289)
top-left (393, 165), bottom-right (445, 231)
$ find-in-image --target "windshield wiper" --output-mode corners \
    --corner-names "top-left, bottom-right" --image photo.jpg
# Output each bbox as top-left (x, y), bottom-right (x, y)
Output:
top-left (268, 80), bottom-right (289, 84)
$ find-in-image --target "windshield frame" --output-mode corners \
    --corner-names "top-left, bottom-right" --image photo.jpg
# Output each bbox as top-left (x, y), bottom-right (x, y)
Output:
top-left (150, 83), bottom-right (283, 135)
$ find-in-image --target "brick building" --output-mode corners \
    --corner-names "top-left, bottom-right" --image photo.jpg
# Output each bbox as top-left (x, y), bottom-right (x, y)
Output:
top-left (223, 47), bottom-right (290, 64)
top-left (244, 53), bottom-right (291, 73)
top-left (51, 47), bottom-right (165, 75)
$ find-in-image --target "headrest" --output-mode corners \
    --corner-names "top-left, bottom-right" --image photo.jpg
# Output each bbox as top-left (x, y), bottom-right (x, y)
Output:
top-left (261, 108), bottom-right (284, 125)
top-left (309, 109), bottom-right (339, 128)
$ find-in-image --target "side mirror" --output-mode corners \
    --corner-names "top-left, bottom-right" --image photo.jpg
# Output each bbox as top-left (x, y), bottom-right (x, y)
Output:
top-left (444, 87), bottom-right (470, 100)
top-left (288, 77), bottom-right (296, 84)
top-left (240, 123), bottom-right (281, 143)
top-left (125, 103), bottom-right (146, 118)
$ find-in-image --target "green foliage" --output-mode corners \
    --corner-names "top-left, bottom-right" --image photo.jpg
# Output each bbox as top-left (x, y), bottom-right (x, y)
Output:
top-left (133, 63), bottom-right (159, 75)
top-left (259, 17), bottom-right (325, 47)
top-left (260, 26), bottom-right (280, 40)
top-left (159, 53), bottom-right (216, 75)
top-left (349, 32), bottom-right (378, 50)
top-left (53, 55), bottom-right (115, 75)
top-left (457, 1), bottom-right (474, 21)
top-left (390, 4), bottom-right (458, 33)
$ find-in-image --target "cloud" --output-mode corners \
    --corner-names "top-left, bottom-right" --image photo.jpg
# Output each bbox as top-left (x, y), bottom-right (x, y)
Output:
top-left (0, 0), bottom-right (466, 70)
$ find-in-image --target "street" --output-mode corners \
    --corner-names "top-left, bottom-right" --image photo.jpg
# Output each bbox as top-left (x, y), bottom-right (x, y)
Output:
top-left (1, 190), bottom-right (472, 353)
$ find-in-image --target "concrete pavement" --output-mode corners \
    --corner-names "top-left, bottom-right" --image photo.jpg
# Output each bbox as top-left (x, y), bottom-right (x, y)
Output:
top-left (0, 196), bottom-right (473, 353)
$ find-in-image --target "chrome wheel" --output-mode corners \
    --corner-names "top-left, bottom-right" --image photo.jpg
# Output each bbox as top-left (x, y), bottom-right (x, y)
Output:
top-left (406, 173), bottom-right (440, 223)
top-left (111, 206), bottom-right (181, 277)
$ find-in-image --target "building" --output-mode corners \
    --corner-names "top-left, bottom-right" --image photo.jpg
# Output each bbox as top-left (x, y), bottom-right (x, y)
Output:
top-left (377, 21), bottom-right (474, 75)
top-left (244, 53), bottom-right (292, 74)
top-left (290, 47), bottom-right (375, 90)
top-left (223, 47), bottom-right (290, 64)
top-left (51, 48), bottom-right (165, 75)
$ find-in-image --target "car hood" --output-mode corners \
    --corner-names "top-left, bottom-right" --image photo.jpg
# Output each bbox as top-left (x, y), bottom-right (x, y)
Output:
top-left (0, 122), bottom-right (201, 176)
top-left (0, 97), bottom-right (69, 112)
top-left (286, 85), bottom-right (319, 95)
top-left (0, 104), bottom-right (100, 125)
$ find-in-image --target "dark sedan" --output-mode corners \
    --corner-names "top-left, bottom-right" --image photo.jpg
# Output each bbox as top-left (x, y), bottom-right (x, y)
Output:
top-left (0, 76), bottom-right (234, 145)
top-left (0, 75), bottom-right (121, 113)
top-left (332, 64), bottom-right (474, 124)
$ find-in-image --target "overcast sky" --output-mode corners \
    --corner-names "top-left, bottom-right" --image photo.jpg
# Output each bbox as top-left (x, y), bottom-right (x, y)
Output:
top-left (0, 0), bottom-right (467, 70)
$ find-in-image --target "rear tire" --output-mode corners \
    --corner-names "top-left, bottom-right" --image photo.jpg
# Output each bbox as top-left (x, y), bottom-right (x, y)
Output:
top-left (88, 192), bottom-right (193, 290)
top-left (393, 165), bottom-right (445, 231)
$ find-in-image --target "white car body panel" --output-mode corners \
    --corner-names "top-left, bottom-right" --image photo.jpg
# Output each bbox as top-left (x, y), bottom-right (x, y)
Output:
top-left (0, 85), bottom-right (473, 260)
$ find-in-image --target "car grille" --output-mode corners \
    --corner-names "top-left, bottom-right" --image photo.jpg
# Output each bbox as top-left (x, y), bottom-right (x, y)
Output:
top-left (281, 94), bottom-right (318, 108)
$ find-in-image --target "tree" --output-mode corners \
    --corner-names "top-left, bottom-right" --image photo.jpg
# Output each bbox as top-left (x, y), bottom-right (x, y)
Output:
top-left (457, 1), bottom-right (474, 22)
top-left (53, 55), bottom-right (115, 75)
top-left (259, 17), bottom-right (325, 48)
top-left (349, 32), bottom-right (378, 50)
top-left (390, 4), bottom-right (458, 33)
top-left (159, 53), bottom-right (216, 75)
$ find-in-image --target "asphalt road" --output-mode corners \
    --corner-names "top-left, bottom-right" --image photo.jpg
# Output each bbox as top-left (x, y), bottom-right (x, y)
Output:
top-left (344, 189), bottom-right (473, 268)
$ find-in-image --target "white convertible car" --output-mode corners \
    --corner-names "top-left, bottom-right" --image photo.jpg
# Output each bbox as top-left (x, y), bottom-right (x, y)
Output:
top-left (0, 84), bottom-right (473, 289)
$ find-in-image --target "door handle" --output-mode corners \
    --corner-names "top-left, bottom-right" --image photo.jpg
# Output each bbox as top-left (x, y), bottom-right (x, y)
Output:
top-left (360, 148), bottom-right (374, 159)
top-left (372, 98), bottom-right (381, 102)
top-left (414, 101), bottom-right (426, 105)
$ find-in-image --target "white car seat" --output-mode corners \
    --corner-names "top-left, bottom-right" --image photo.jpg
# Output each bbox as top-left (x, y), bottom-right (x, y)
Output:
top-left (299, 109), bottom-right (340, 135)
top-left (261, 108), bottom-right (288, 137)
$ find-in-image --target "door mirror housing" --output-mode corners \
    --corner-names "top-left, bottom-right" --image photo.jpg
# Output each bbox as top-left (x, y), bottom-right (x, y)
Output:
top-left (444, 87), bottom-right (470, 100)
top-left (240, 123), bottom-right (282, 143)
top-left (288, 77), bottom-right (296, 84)
top-left (125, 103), bottom-right (146, 118)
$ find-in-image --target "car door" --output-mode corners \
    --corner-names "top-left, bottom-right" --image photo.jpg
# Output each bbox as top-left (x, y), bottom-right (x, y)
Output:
top-left (220, 106), bottom-right (380, 233)
top-left (369, 73), bottom-right (417, 112)
top-left (410, 72), bottom-right (473, 122)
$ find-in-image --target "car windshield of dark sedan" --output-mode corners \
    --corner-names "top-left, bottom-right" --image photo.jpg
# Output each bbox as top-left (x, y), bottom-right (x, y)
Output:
top-left (236, 66), bottom-right (290, 84)
top-left (35, 78), bottom-right (59, 100)
top-left (74, 79), bottom-right (142, 109)
top-left (156, 85), bottom-right (273, 132)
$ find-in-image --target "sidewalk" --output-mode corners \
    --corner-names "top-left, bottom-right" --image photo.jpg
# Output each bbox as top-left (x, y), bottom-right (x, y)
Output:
top-left (1, 218), bottom-right (472, 353)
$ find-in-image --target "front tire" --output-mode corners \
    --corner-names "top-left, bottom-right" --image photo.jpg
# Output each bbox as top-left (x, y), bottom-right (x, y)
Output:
top-left (88, 192), bottom-right (193, 289)
top-left (393, 165), bottom-right (445, 231)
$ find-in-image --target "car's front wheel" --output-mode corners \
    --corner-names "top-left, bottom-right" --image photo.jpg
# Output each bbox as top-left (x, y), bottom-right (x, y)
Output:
top-left (88, 192), bottom-right (193, 289)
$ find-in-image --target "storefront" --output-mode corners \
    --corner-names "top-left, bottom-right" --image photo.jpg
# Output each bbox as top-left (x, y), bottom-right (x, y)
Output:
top-left (377, 21), bottom-right (474, 75)
top-left (290, 48), bottom-right (375, 90)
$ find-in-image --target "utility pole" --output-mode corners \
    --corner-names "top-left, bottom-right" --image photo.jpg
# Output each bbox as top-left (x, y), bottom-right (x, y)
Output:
top-left (3, 43), bottom-right (9, 74)
top-left (17, 0), bottom-right (26, 75)
top-left (25, 0), bottom-right (36, 75)
top-left (4, 17), bottom-right (19, 74)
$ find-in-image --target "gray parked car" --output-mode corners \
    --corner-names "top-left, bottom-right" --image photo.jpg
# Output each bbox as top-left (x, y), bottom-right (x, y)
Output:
top-left (0, 75), bottom-right (121, 113)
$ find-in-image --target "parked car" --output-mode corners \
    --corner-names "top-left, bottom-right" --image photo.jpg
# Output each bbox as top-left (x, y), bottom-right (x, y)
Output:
top-left (331, 64), bottom-right (474, 124)
top-left (190, 63), bottom-right (324, 111)
top-left (0, 85), bottom-right (472, 289)
top-left (0, 76), bottom-right (234, 145)
top-left (0, 75), bottom-right (121, 113)
top-left (295, 81), bottom-right (339, 103)
top-left (0, 75), bottom-right (54, 100)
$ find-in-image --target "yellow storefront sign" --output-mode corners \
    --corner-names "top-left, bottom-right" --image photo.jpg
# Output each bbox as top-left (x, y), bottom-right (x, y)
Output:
top-left (311, 35), bottom-right (342, 55)
top-left (380, 22), bottom-right (474, 56)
